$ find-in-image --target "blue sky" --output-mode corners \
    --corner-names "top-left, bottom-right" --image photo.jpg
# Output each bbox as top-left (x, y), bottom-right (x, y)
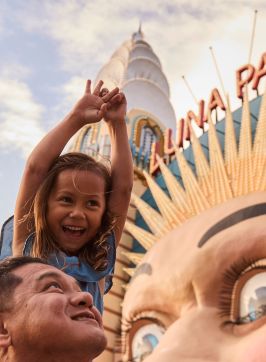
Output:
top-left (0, 0), bottom-right (265, 227)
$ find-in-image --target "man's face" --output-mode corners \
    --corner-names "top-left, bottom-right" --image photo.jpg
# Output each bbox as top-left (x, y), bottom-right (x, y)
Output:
top-left (122, 192), bottom-right (266, 362)
top-left (6, 263), bottom-right (106, 360)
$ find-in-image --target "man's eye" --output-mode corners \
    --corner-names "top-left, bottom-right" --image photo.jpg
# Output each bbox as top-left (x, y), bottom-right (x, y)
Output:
top-left (44, 282), bottom-right (63, 291)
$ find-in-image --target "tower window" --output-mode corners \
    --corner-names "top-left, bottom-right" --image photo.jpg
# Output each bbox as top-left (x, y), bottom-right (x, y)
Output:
top-left (140, 126), bottom-right (156, 155)
top-left (80, 127), bottom-right (92, 152)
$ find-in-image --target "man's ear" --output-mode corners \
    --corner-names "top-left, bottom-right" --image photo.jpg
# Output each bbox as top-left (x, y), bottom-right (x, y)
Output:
top-left (0, 318), bottom-right (11, 349)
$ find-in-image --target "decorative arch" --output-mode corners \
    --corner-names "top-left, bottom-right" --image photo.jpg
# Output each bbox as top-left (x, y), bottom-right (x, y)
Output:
top-left (132, 116), bottom-right (164, 156)
top-left (72, 124), bottom-right (99, 155)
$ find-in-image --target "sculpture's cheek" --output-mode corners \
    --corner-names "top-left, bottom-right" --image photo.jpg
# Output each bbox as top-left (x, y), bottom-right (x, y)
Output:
top-left (236, 330), bottom-right (266, 362)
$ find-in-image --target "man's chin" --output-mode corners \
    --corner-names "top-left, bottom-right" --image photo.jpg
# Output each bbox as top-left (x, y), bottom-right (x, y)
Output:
top-left (89, 333), bottom-right (107, 359)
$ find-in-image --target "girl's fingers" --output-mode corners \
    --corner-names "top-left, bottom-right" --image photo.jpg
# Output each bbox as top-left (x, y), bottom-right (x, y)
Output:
top-left (93, 80), bottom-right (104, 96)
top-left (100, 102), bottom-right (108, 115)
top-left (119, 92), bottom-right (125, 101)
top-left (97, 109), bottom-right (104, 119)
top-left (109, 92), bottom-right (126, 105)
top-left (97, 104), bottom-right (106, 119)
top-left (102, 87), bottom-right (119, 102)
top-left (108, 93), bottom-right (122, 104)
top-left (99, 88), bottom-right (109, 97)
top-left (85, 80), bottom-right (92, 94)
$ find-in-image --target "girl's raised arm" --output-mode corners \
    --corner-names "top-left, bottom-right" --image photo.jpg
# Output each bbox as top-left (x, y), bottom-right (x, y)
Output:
top-left (13, 80), bottom-right (119, 255)
top-left (103, 93), bottom-right (134, 247)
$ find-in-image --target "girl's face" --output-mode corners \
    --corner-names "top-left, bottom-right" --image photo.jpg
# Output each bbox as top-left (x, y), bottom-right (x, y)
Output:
top-left (46, 169), bottom-right (106, 255)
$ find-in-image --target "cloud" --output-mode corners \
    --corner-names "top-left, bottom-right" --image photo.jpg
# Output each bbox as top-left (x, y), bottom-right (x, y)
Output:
top-left (15, 0), bottom-right (136, 75)
top-left (0, 68), bottom-right (45, 158)
top-left (0, 63), bottom-right (31, 80)
top-left (168, 5), bottom-right (266, 118)
top-left (3, 0), bottom-right (266, 125)
top-left (14, 1), bottom-right (265, 96)
top-left (47, 75), bottom-right (84, 133)
top-left (0, 2), bottom-right (8, 35)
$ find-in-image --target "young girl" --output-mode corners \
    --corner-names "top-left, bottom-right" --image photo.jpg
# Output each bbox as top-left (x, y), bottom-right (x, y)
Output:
top-left (12, 79), bottom-right (133, 313)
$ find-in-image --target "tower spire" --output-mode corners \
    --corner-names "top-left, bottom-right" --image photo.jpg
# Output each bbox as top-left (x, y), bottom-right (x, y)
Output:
top-left (132, 22), bottom-right (144, 42)
top-left (138, 20), bottom-right (142, 34)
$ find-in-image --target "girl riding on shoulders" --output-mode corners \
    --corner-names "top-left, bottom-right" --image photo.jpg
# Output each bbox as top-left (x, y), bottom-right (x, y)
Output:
top-left (12, 80), bottom-right (133, 313)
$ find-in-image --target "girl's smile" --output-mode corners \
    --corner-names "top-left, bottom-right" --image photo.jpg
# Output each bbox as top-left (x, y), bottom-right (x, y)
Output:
top-left (46, 169), bottom-right (106, 255)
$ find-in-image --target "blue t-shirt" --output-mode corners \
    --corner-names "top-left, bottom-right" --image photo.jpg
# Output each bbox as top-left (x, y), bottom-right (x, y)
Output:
top-left (0, 216), bottom-right (116, 314)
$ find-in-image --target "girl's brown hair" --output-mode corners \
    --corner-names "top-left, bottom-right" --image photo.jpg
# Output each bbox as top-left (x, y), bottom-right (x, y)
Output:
top-left (31, 152), bottom-right (115, 271)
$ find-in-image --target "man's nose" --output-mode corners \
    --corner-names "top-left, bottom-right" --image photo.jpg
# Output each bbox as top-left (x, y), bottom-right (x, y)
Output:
top-left (70, 291), bottom-right (94, 307)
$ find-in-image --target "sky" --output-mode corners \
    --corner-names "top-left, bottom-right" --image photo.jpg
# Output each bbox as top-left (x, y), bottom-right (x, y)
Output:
top-left (0, 0), bottom-right (265, 227)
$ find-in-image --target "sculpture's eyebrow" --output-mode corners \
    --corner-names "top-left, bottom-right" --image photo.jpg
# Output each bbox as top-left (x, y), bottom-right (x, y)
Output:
top-left (198, 203), bottom-right (266, 248)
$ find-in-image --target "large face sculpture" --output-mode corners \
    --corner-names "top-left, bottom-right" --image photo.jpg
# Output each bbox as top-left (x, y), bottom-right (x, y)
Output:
top-left (122, 192), bottom-right (266, 362)
top-left (121, 85), bottom-right (266, 361)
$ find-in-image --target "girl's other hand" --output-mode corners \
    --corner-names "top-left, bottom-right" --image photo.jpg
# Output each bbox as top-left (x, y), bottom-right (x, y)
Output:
top-left (101, 92), bottom-right (127, 124)
top-left (71, 80), bottom-right (119, 126)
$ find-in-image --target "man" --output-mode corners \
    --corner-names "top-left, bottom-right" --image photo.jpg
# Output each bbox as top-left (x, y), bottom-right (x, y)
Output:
top-left (0, 256), bottom-right (107, 362)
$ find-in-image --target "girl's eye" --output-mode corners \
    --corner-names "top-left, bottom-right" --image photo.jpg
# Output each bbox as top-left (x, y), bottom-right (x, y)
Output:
top-left (60, 196), bottom-right (72, 203)
top-left (86, 200), bottom-right (98, 207)
top-left (237, 272), bottom-right (266, 324)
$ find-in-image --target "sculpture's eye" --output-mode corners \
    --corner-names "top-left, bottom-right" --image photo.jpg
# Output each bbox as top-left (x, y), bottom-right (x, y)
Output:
top-left (237, 272), bottom-right (266, 324)
top-left (220, 259), bottom-right (266, 326)
top-left (131, 322), bottom-right (165, 361)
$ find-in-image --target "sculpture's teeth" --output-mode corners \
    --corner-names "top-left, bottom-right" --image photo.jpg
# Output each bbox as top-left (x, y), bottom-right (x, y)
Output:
top-left (125, 220), bottom-right (156, 251)
top-left (236, 88), bottom-right (254, 195)
top-left (224, 94), bottom-right (238, 190)
top-left (186, 119), bottom-right (213, 202)
top-left (207, 111), bottom-right (233, 204)
top-left (122, 92), bottom-right (266, 281)
top-left (253, 84), bottom-right (266, 190)
top-left (156, 154), bottom-right (192, 217)
top-left (121, 252), bottom-right (143, 266)
top-left (123, 268), bottom-right (135, 277)
top-left (143, 170), bottom-right (186, 227)
top-left (131, 192), bottom-right (170, 238)
top-left (173, 142), bottom-right (211, 214)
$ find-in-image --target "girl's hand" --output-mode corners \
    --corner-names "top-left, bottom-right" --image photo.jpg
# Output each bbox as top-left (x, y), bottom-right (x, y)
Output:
top-left (71, 80), bottom-right (119, 126)
top-left (101, 91), bottom-right (127, 124)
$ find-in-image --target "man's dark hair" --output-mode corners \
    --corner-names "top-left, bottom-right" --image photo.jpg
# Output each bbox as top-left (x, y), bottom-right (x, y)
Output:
top-left (0, 256), bottom-right (47, 312)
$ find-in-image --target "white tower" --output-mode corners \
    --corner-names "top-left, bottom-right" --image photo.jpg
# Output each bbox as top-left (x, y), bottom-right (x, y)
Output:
top-left (95, 25), bottom-right (176, 131)
top-left (72, 28), bottom-right (177, 362)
